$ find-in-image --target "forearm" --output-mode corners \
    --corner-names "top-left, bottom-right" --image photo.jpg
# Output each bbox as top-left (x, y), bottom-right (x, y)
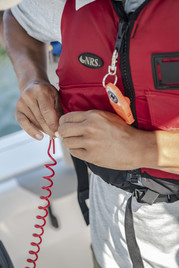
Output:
top-left (3, 10), bottom-right (62, 139)
top-left (3, 10), bottom-right (49, 91)
top-left (139, 130), bottom-right (179, 174)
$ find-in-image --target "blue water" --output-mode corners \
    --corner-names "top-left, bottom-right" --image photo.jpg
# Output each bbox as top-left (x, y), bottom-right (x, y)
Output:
top-left (0, 55), bottom-right (21, 137)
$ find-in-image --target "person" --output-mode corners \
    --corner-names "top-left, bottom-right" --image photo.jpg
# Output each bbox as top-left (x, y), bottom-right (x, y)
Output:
top-left (3, 1), bottom-right (179, 268)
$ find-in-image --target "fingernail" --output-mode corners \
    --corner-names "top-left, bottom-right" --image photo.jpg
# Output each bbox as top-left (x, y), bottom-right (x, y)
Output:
top-left (35, 133), bottom-right (44, 140)
top-left (55, 131), bottom-right (61, 138)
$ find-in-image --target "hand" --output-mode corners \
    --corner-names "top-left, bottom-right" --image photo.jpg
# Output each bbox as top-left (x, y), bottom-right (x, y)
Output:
top-left (15, 81), bottom-right (62, 140)
top-left (57, 110), bottom-right (148, 170)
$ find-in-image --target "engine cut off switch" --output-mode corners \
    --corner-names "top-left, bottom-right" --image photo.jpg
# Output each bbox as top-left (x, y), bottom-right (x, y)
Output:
top-left (105, 82), bottom-right (135, 125)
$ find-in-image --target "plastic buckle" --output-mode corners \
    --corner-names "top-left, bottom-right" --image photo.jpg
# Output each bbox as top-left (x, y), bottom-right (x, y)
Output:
top-left (127, 172), bottom-right (139, 184)
top-left (134, 188), bottom-right (146, 203)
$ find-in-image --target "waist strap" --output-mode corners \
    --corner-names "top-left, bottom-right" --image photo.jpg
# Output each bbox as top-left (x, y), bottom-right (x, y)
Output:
top-left (72, 158), bottom-right (179, 225)
top-left (134, 188), bottom-right (179, 205)
top-left (87, 163), bottom-right (179, 195)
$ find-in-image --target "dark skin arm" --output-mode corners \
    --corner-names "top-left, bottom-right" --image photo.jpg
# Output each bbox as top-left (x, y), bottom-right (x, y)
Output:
top-left (57, 110), bottom-right (179, 174)
top-left (3, 10), bottom-right (62, 140)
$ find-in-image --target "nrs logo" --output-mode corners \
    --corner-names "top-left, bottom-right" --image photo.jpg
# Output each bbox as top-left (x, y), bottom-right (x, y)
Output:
top-left (78, 53), bottom-right (103, 69)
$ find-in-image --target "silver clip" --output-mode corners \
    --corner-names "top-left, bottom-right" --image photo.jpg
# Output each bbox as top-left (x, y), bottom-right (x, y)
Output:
top-left (102, 49), bottom-right (118, 88)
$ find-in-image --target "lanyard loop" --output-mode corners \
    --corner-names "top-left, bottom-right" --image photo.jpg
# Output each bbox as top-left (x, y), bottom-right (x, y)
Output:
top-left (102, 49), bottom-right (118, 87)
top-left (102, 21), bottom-right (128, 88)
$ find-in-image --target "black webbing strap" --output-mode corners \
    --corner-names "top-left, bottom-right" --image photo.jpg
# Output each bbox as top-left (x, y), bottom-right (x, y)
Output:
top-left (124, 196), bottom-right (145, 268)
top-left (134, 188), bottom-right (179, 204)
top-left (71, 156), bottom-right (89, 225)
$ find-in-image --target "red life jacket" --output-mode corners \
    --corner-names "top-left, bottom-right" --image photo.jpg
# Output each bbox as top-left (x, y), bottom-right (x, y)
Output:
top-left (56, 0), bottom-right (179, 183)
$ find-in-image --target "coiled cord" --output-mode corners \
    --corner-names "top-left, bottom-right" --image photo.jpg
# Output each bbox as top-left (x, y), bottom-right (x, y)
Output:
top-left (26, 138), bottom-right (57, 268)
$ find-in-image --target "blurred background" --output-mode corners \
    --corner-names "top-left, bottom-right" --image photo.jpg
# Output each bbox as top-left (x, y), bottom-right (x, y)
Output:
top-left (0, 35), bottom-right (20, 137)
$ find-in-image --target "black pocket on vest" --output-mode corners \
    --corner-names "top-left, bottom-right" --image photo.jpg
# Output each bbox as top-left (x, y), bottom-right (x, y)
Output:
top-left (151, 52), bottom-right (179, 90)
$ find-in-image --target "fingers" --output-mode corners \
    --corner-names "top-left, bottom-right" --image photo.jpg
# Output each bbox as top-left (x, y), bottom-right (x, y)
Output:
top-left (31, 100), bottom-right (55, 137)
top-left (58, 122), bottom-right (86, 138)
top-left (17, 97), bottom-right (46, 130)
top-left (19, 83), bottom-right (62, 138)
top-left (37, 87), bottom-right (60, 133)
top-left (15, 111), bottom-right (44, 140)
top-left (57, 110), bottom-right (98, 138)
top-left (19, 92), bottom-right (54, 137)
top-left (57, 111), bottom-right (88, 138)
top-left (62, 136), bottom-right (85, 149)
top-left (59, 111), bottom-right (87, 125)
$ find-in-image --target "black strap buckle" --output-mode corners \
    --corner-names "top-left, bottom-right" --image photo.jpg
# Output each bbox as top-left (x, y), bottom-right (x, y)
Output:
top-left (127, 172), bottom-right (141, 184)
top-left (167, 194), bottom-right (179, 203)
top-left (134, 188), bottom-right (159, 205)
top-left (134, 188), bottom-right (146, 202)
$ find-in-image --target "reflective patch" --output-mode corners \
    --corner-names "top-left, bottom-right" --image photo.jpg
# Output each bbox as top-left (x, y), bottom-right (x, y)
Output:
top-left (151, 52), bottom-right (179, 90)
top-left (78, 53), bottom-right (103, 69)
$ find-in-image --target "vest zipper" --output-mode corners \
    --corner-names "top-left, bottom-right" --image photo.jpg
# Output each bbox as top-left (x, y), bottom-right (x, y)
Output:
top-left (112, 0), bottom-right (152, 176)
top-left (112, 0), bottom-right (152, 128)
top-left (120, 20), bottom-right (137, 127)
top-left (115, 21), bottom-right (128, 53)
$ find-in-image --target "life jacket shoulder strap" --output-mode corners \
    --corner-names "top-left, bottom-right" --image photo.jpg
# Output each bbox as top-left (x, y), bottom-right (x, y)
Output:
top-left (71, 156), bottom-right (89, 225)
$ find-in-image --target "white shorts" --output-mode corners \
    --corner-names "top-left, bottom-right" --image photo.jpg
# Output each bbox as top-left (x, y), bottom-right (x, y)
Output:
top-left (89, 173), bottom-right (179, 268)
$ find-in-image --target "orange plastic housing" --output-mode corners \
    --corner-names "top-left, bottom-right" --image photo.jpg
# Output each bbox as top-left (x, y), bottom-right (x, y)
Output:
top-left (105, 83), bottom-right (135, 125)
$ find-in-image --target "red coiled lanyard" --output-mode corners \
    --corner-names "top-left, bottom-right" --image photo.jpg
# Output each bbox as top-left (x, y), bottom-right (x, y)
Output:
top-left (26, 138), bottom-right (57, 268)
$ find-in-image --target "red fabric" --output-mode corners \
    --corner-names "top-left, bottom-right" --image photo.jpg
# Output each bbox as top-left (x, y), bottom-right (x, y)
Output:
top-left (129, 0), bottom-right (179, 179)
top-left (56, 0), bottom-right (179, 180)
top-left (57, 0), bottom-right (122, 114)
